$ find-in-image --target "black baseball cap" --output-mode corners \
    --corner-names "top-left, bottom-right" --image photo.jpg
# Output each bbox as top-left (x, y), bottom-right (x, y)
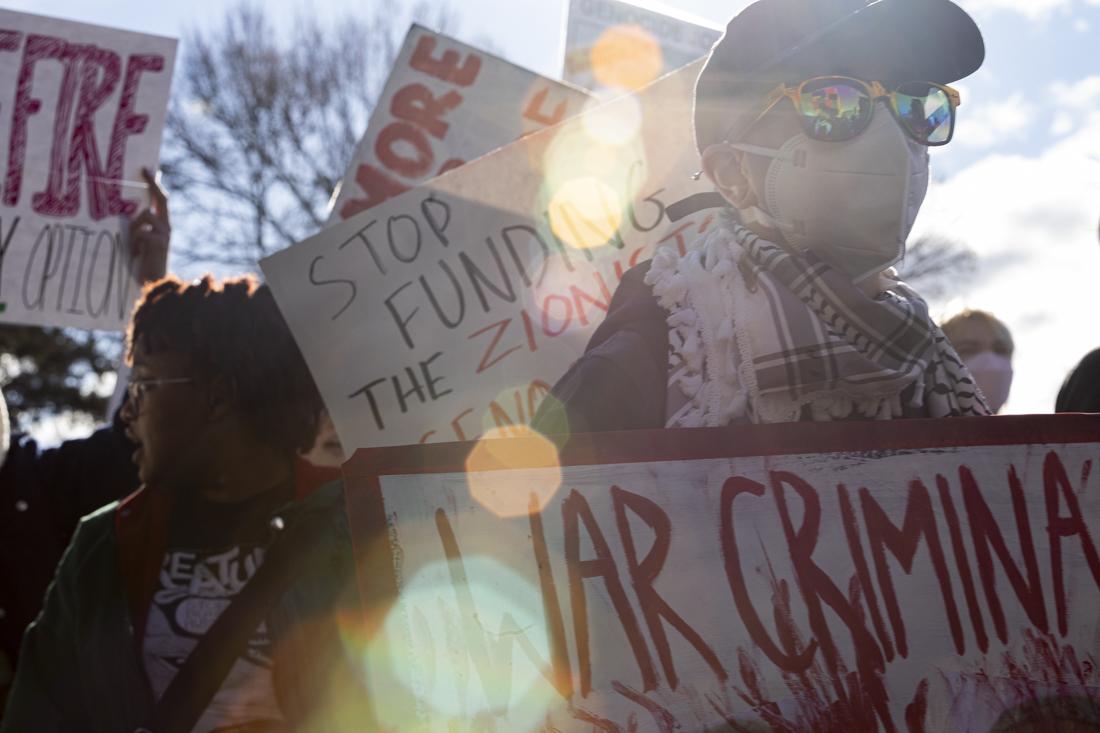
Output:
top-left (693, 0), bottom-right (985, 153)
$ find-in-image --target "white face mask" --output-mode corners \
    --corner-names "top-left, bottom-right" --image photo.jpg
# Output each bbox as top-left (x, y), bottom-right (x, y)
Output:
top-left (965, 351), bottom-right (1014, 413)
top-left (729, 104), bottom-right (930, 282)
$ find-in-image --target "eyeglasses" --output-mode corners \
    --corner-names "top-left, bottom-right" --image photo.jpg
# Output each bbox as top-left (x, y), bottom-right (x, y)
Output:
top-left (731, 76), bottom-right (961, 147)
top-left (126, 377), bottom-right (195, 411)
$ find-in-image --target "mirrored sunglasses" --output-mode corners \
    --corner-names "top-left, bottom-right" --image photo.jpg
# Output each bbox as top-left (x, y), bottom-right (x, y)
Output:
top-left (738, 76), bottom-right (961, 147)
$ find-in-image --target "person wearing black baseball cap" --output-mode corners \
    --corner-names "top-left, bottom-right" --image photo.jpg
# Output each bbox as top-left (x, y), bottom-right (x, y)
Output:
top-left (535, 0), bottom-right (992, 437)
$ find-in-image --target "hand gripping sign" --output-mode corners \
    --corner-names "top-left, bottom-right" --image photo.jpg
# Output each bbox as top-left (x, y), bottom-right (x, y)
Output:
top-left (343, 415), bottom-right (1100, 732)
top-left (263, 60), bottom-right (713, 452)
top-left (327, 25), bottom-right (592, 224)
top-left (0, 10), bottom-right (176, 330)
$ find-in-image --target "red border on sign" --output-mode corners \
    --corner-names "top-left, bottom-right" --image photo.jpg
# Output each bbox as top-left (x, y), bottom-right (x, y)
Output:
top-left (344, 414), bottom-right (1100, 481)
top-left (342, 414), bottom-right (1100, 645)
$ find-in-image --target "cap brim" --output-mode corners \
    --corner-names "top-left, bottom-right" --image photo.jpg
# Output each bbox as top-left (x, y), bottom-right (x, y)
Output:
top-left (693, 0), bottom-right (984, 152)
top-left (763, 0), bottom-right (985, 86)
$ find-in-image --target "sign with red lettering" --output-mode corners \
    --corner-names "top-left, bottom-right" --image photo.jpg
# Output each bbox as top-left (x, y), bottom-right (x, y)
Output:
top-left (562, 0), bottom-right (720, 94)
top-left (263, 60), bottom-right (712, 451)
top-left (345, 415), bottom-right (1100, 732)
top-left (0, 10), bottom-right (176, 330)
top-left (327, 25), bottom-right (592, 224)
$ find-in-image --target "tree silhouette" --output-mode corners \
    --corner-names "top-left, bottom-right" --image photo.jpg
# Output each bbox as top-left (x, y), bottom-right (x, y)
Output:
top-left (162, 1), bottom-right (452, 270)
top-left (899, 233), bottom-right (978, 300)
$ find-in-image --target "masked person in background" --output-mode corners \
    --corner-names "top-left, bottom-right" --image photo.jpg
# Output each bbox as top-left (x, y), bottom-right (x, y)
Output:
top-left (942, 309), bottom-right (1015, 413)
top-left (535, 0), bottom-right (990, 437)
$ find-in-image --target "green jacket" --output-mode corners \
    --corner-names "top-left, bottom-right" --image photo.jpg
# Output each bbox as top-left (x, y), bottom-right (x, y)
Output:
top-left (0, 474), bottom-right (373, 732)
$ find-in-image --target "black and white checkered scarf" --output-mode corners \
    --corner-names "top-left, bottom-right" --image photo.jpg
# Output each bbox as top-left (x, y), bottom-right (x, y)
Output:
top-left (647, 212), bottom-right (989, 426)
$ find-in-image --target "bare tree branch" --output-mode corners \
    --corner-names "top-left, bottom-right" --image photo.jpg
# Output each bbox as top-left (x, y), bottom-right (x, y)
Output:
top-left (163, 1), bottom-right (455, 271)
top-left (899, 234), bottom-right (978, 300)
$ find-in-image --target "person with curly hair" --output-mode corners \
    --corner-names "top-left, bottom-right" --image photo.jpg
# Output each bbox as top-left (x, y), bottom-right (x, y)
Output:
top-left (1, 274), bottom-right (367, 732)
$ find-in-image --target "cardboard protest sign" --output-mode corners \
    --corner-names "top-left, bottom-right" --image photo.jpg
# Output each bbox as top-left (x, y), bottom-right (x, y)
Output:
top-left (562, 0), bottom-right (720, 94)
top-left (344, 415), bottom-right (1100, 732)
top-left (327, 25), bottom-right (593, 224)
top-left (263, 60), bottom-right (713, 451)
top-left (0, 10), bottom-right (176, 330)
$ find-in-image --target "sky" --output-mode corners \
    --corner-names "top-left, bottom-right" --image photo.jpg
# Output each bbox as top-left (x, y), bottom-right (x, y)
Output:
top-left (7, 0), bottom-right (1100, 424)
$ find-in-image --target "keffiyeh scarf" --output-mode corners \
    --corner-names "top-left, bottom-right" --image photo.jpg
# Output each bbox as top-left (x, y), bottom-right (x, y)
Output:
top-left (646, 212), bottom-right (989, 427)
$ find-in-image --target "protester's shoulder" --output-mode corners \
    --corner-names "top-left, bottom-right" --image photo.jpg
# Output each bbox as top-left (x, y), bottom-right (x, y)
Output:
top-left (614, 260), bottom-right (657, 303)
top-left (294, 478), bottom-right (350, 538)
top-left (51, 500), bottom-right (122, 582)
top-left (301, 478), bottom-right (344, 512)
top-left (595, 259), bottom-right (664, 339)
top-left (73, 500), bottom-right (121, 544)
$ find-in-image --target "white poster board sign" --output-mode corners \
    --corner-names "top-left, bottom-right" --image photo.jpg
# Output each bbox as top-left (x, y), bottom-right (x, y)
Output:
top-left (0, 10), bottom-right (176, 330)
top-left (562, 0), bottom-right (720, 94)
top-left (345, 416), bottom-right (1100, 732)
top-left (264, 60), bottom-right (712, 451)
top-left (327, 25), bottom-right (592, 224)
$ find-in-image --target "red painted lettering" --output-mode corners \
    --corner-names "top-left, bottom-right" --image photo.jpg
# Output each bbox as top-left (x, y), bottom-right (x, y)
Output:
top-left (612, 485), bottom-right (727, 689)
top-left (860, 481), bottom-right (964, 657)
top-left (960, 465), bottom-right (1048, 642)
top-left (5, 34), bottom-right (65, 207)
top-left (541, 294), bottom-right (573, 337)
top-left (436, 508), bottom-right (559, 709)
top-left (487, 390), bottom-right (527, 432)
top-left (612, 247), bottom-right (646, 282)
top-left (340, 163), bottom-right (410, 219)
top-left (523, 86), bottom-right (569, 127)
top-left (935, 474), bottom-right (989, 653)
top-left (468, 317), bottom-right (522, 374)
top-left (103, 53), bottom-right (165, 218)
top-left (409, 35), bottom-right (481, 86)
top-left (520, 308), bottom-right (538, 353)
top-left (390, 82), bottom-right (462, 140)
top-left (838, 485), bottom-right (896, 661)
top-left (529, 493), bottom-right (573, 698)
top-left (33, 46), bottom-right (121, 218)
top-left (563, 489), bottom-right (657, 696)
top-left (527, 380), bottom-right (550, 418)
top-left (719, 475), bottom-right (817, 673)
top-left (450, 407), bottom-right (474, 441)
top-left (570, 272), bottom-right (612, 327)
top-left (1043, 451), bottom-right (1100, 636)
top-left (375, 120), bottom-right (433, 179)
top-left (657, 221), bottom-right (694, 258)
top-left (770, 471), bottom-right (892, 728)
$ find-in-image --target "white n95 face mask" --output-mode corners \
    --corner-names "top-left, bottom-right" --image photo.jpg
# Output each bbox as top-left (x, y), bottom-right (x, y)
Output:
top-left (965, 351), bottom-right (1014, 413)
top-left (730, 104), bottom-right (930, 282)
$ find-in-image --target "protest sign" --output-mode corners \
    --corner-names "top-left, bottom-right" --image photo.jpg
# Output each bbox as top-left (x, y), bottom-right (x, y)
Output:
top-left (344, 415), bottom-right (1100, 732)
top-left (562, 0), bottom-right (720, 94)
top-left (0, 10), bottom-right (176, 330)
top-left (327, 25), bottom-right (592, 224)
top-left (263, 59), bottom-right (713, 451)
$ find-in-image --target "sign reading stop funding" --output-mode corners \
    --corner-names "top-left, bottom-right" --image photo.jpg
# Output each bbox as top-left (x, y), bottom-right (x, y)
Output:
top-left (264, 60), bottom-right (712, 452)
